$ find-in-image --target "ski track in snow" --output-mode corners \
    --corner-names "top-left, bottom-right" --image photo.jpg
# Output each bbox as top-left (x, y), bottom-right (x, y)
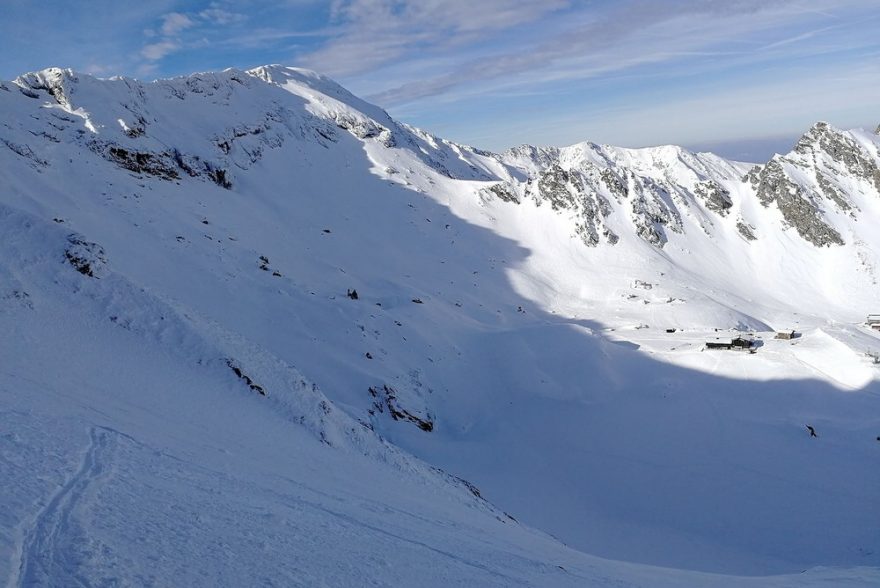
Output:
top-left (13, 427), bottom-right (115, 588)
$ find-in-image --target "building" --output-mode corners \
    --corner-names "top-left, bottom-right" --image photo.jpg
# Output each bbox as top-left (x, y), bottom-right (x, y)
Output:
top-left (868, 314), bottom-right (880, 330)
top-left (775, 330), bottom-right (797, 340)
top-left (706, 336), bottom-right (753, 350)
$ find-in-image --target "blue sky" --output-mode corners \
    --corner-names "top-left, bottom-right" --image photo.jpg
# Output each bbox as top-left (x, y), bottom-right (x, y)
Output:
top-left (2, 0), bottom-right (878, 160)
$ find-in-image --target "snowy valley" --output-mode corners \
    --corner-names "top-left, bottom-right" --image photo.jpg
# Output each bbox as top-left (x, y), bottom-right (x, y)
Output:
top-left (1, 66), bottom-right (878, 586)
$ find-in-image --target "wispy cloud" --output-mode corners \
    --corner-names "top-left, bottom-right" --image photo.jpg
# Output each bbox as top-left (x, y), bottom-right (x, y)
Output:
top-left (351, 0), bottom-right (842, 106)
top-left (138, 3), bottom-right (250, 70)
top-left (199, 6), bottom-right (247, 26)
top-left (160, 12), bottom-right (195, 36)
top-left (302, 0), bottom-right (571, 76)
top-left (141, 39), bottom-right (181, 61)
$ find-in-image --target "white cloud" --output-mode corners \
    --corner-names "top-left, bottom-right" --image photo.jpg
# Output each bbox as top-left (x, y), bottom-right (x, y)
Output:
top-left (160, 12), bottom-right (195, 36)
top-left (141, 39), bottom-right (180, 61)
top-left (139, 5), bottom-right (250, 67)
top-left (199, 7), bottom-right (247, 26)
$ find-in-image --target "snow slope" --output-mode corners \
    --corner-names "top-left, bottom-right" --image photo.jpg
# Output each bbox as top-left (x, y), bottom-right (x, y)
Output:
top-left (1, 66), bottom-right (878, 586)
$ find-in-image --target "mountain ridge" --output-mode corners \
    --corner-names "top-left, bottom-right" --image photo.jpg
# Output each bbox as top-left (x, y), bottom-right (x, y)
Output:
top-left (7, 65), bottom-right (877, 253)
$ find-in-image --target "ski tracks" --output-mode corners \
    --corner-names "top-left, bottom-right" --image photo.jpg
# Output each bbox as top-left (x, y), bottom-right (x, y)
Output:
top-left (13, 427), bottom-right (117, 588)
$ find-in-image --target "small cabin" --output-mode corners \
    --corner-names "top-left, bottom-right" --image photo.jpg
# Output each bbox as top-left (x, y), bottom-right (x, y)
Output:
top-left (775, 330), bottom-right (797, 340)
top-left (868, 314), bottom-right (880, 330)
top-left (706, 336), bottom-right (753, 351)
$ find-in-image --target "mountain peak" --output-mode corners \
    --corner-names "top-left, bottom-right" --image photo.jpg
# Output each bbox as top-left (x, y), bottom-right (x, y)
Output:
top-left (13, 66), bottom-right (81, 107)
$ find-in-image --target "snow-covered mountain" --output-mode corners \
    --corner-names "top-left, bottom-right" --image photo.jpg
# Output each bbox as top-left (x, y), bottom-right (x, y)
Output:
top-left (2, 66), bottom-right (878, 586)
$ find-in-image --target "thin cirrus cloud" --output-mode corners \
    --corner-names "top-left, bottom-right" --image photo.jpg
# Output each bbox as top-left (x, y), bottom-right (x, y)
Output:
top-left (302, 0), bottom-right (571, 76)
top-left (316, 0), bottom-right (857, 106)
top-left (310, 0), bottom-right (878, 157)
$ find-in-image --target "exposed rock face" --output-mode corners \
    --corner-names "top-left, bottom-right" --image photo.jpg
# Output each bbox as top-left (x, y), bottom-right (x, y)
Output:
top-left (744, 159), bottom-right (844, 247)
top-left (796, 122), bottom-right (880, 195)
top-left (536, 164), bottom-right (578, 211)
top-left (493, 121), bottom-right (880, 250)
top-left (498, 143), bottom-right (745, 249)
top-left (632, 182), bottom-right (681, 247)
top-left (528, 164), bottom-right (617, 247)
top-left (815, 171), bottom-right (852, 212)
top-left (600, 169), bottom-right (628, 200)
top-left (480, 182), bottom-right (520, 204)
top-left (14, 67), bottom-right (75, 108)
top-left (368, 385), bottom-right (433, 432)
top-left (332, 111), bottom-right (388, 141)
top-left (65, 235), bottom-right (107, 278)
top-left (694, 180), bottom-right (733, 216)
top-left (736, 219), bottom-right (757, 241)
top-left (104, 145), bottom-right (181, 180)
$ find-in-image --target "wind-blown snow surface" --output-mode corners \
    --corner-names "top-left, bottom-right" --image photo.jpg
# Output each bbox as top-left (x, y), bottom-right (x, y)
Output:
top-left (1, 66), bottom-right (878, 586)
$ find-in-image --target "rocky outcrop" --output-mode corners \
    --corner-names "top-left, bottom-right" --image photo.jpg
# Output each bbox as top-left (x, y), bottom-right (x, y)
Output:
top-left (87, 141), bottom-right (234, 189)
top-left (14, 67), bottom-right (75, 108)
top-left (736, 219), bottom-right (757, 241)
top-left (796, 122), bottom-right (880, 194)
top-left (628, 177), bottom-right (683, 248)
top-left (744, 160), bottom-right (844, 247)
top-left (65, 235), bottom-right (107, 278)
top-left (599, 169), bottom-right (628, 201)
top-left (368, 385), bottom-right (433, 432)
top-left (480, 182), bottom-right (520, 204)
top-left (815, 171), bottom-right (852, 212)
top-left (535, 164), bottom-right (578, 211)
top-left (104, 145), bottom-right (181, 180)
top-left (694, 180), bottom-right (733, 216)
top-left (529, 164), bottom-right (617, 247)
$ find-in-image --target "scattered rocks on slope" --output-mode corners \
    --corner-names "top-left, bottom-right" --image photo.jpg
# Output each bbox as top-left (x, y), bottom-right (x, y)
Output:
top-left (694, 180), bottom-right (733, 216)
top-left (815, 171), bottom-right (853, 212)
top-left (480, 182), bottom-right (520, 204)
top-left (226, 359), bottom-right (267, 396)
top-left (1, 138), bottom-right (48, 167)
top-left (736, 218), bottom-right (757, 241)
top-left (1, 289), bottom-right (33, 310)
top-left (368, 385), bottom-right (433, 432)
top-left (105, 145), bottom-right (180, 180)
top-left (64, 235), bottom-right (107, 278)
